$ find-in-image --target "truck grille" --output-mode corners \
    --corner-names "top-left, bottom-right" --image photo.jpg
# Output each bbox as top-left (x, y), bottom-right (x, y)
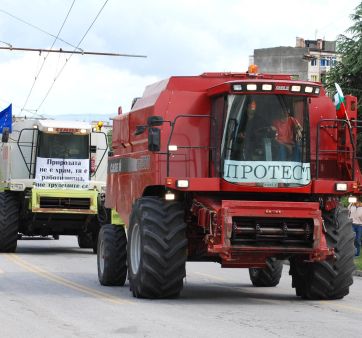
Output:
top-left (39, 197), bottom-right (91, 210)
top-left (231, 217), bottom-right (314, 247)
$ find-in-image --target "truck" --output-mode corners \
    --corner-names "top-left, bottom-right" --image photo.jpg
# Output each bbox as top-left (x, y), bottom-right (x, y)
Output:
top-left (97, 68), bottom-right (358, 299)
top-left (0, 118), bottom-right (109, 252)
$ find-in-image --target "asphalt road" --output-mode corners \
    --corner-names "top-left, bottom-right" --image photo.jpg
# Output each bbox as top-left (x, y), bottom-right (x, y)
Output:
top-left (0, 236), bottom-right (361, 338)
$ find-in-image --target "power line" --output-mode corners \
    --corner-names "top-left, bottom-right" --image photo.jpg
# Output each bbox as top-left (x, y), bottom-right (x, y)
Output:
top-left (21, 0), bottom-right (76, 113)
top-left (0, 46), bottom-right (147, 57)
top-left (35, 0), bottom-right (110, 112)
top-left (0, 8), bottom-right (82, 52)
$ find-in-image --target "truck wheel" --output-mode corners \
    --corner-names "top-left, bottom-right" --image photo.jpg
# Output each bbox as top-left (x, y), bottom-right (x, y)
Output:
top-left (0, 191), bottom-right (19, 252)
top-left (290, 206), bottom-right (355, 300)
top-left (77, 233), bottom-right (93, 249)
top-left (92, 231), bottom-right (99, 254)
top-left (97, 224), bottom-right (127, 286)
top-left (249, 258), bottom-right (283, 287)
top-left (127, 197), bottom-right (187, 299)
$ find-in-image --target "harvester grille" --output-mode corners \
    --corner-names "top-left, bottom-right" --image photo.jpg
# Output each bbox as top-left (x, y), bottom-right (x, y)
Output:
top-left (39, 197), bottom-right (91, 210)
top-left (231, 217), bottom-right (314, 247)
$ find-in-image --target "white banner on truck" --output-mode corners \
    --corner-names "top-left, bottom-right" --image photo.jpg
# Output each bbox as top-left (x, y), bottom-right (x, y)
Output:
top-left (35, 157), bottom-right (90, 189)
top-left (223, 160), bottom-right (311, 185)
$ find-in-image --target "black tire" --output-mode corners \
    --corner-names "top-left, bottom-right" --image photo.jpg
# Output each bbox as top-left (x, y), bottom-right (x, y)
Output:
top-left (127, 197), bottom-right (187, 299)
top-left (290, 206), bottom-right (355, 300)
top-left (97, 224), bottom-right (127, 286)
top-left (0, 191), bottom-right (19, 252)
top-left (249, 258), bottom-right (283, 287)
top-left (92, 230), bottom-right (99, 254)
top-left (77, 232), bottom-right (93, 249)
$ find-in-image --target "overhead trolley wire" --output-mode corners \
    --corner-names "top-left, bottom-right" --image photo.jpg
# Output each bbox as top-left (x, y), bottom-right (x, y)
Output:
top-left (0, 8), bottom-right (82, 52)
top-left (21, 0), bottom-right (76, 113)
top-left (35, 0), bottom-right (110, 112)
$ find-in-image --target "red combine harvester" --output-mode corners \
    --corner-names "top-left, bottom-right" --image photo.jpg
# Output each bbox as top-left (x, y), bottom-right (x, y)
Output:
top-left (98, 67), bottom-right (359, 299)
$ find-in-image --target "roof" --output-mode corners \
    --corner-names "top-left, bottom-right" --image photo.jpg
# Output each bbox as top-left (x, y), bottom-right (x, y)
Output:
top-left (37, 119), bottom-right (92, 133)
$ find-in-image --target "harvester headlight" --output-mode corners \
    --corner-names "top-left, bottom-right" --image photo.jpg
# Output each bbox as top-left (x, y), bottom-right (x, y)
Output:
top-left (335, 183), bottom-right (347, 191)
top-left (304, 86), bottom-right (313, 93)
top-left (10, 183), bottom-right (25, 191)
top-left (348, 196), bottom-right (357, 203)
top-left (233, 84), bottom-right (242, 91)
top-left (246, 84), bottom-right (257, 91)
top-left (165, 192), bottom-right (175, 200)
top-left (291, 85), bottom-right (301, 92)
top-left (176, 180), bottom-right (189, 188)
top-left (80, 129), bottom-right (87, 134)
top-left (168, 145), bottom-right (178, 151)
top-left (47, 127), bottom-right (54, 132)
top-left (262, 84), bottom-right (272, 91)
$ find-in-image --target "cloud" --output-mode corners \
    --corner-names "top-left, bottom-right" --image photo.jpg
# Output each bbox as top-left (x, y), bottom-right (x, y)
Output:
top-left (0, 0), bottom-right (360, 118)
top-left (0, 52), bottom-right (158, 116)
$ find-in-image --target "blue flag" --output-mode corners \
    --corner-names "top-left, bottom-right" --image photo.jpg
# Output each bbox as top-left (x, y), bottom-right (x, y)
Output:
top-left (0, 104), bottom-right (12, 133)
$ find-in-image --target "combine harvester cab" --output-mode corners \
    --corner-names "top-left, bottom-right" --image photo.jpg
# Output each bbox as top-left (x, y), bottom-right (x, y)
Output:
top-left (99, 67), bottom-right (359, 299)
top-left (0, 118), bottom-right (109, 252)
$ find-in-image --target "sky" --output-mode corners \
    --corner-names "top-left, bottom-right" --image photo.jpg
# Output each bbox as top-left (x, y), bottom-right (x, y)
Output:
top-left (0, 0), bottom-right (360, 121)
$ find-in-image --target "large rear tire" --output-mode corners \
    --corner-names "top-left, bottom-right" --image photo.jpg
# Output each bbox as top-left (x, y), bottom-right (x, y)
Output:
top-left (127, 197), bottom-right (187, 299)
top-left (97, 224), bottom-right (127, 286)
top-left (249, 258), bottom-right (283, 287)
top-left (0, 191), bottom-right (19, 252)
top-left (290, 206), bottom-right (355, 300)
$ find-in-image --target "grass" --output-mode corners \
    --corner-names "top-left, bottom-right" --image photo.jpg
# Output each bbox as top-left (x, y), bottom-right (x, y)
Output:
top-left (355, 255), bottom-right (362, 270)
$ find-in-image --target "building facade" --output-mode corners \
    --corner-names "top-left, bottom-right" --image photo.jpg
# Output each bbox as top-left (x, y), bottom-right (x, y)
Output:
top-left (253, 37), bottom-right (337, 82)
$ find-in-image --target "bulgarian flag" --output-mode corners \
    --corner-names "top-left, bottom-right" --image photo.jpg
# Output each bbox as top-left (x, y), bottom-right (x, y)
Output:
top-left (334, 83), bottom-right (347, 119)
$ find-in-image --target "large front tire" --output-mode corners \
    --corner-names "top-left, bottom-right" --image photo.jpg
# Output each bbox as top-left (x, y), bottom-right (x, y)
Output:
top-left (249, 258), bottom-right (283, 287)
top-left (97, 224), bottom-right (127, 286)
top-left (0, 191), bottom-right (19, 252)
top-left (127, 197), bottom-right (187, 299)
top-left (290, 206), bottom-right (355, 300)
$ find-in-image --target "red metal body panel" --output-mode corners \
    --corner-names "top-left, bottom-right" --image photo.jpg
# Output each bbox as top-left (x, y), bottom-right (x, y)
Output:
top-left (188, 197), bottom-right (330, 268)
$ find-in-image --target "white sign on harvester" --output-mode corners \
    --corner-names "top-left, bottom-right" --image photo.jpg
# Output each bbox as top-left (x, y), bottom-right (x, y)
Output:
top-left (35, 157), bottom-right (90, 189)
top-left (223, 160), bottom-right (311, 185)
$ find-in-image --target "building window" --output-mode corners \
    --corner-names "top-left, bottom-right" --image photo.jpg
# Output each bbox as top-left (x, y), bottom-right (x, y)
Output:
top-left (320, 58), bottom-right (332, 67)
top-left (311, 59), bottom-right (317, 66)
top-left (311, 75), bottom-right (318, 82)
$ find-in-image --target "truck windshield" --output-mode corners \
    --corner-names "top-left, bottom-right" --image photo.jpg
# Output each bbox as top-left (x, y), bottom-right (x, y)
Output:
top-left (221, 94), bottom-right (310, 187)
top-left (38, 132), bottom-right (89, 159)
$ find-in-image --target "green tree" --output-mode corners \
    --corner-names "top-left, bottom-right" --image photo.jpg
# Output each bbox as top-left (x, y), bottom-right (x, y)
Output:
top-left (325, 2), bottom-right (362, 117)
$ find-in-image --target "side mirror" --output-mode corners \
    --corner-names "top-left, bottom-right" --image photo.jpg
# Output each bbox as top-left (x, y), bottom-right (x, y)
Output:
top-left (148, 127), bottom-right (160, 152)
top-left (147, 116), bottom-right (163, 127)
top-left (90, 145), bottom-right (97, 153)
top-left (1, 127), bottom-right (9, 143)
top-left (135, 125), bottom-right (147, 135)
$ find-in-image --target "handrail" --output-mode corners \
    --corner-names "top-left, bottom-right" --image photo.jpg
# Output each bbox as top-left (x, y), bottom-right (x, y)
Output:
top-left (315, 119), bottom-right (355, 179)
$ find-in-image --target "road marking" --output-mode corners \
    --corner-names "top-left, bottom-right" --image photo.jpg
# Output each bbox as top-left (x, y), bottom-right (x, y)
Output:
top-left (191, 271), bottom-right (229, 282)
top-left (320, 300), bottom-right (362, 313)
top-left (5, 254), bottom-right (133, 305)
